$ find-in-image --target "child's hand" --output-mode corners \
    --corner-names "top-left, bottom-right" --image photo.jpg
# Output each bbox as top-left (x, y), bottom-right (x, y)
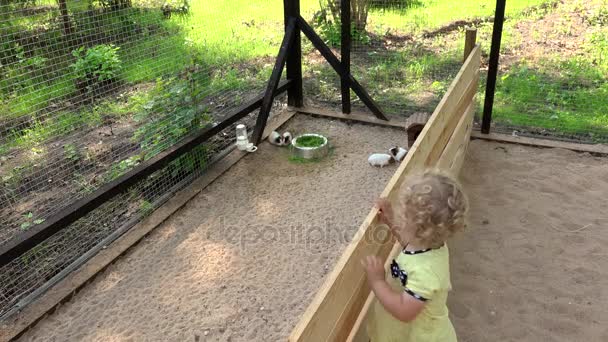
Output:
top-left (376, 198), bottom-right (395, 228)
top-left (361, 255), bottom-right (385, 284)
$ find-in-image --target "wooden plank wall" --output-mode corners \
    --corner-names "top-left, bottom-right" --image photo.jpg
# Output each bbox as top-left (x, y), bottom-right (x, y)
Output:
top-left (288, 45), bottom-right (481, 342)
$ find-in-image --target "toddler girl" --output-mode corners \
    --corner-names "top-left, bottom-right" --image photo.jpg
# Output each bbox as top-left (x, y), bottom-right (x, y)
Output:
top-left (362, 171), bottom-right (468, 342)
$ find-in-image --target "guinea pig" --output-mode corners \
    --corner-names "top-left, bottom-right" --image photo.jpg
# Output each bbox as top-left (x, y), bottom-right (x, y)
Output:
top-left (268, 131), bottom-right (283, 146)
top-left (282, 132), bottom-right (293, 145)
top-left (368, 153), bottom-right (394, 168)
top-left (389, 146), bottom-right (408, 162)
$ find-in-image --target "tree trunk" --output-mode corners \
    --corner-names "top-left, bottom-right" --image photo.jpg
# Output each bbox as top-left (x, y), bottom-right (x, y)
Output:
top-left (351, 0), bottom-right (369, 32)
top-left (323, 0), bottom-right (368, 32)
top-left (57, 0), bottom-right (74, 36)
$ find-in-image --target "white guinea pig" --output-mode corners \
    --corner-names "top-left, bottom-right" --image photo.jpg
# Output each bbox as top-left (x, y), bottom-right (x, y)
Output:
top-left (368, 153), bottom-right (394, 167)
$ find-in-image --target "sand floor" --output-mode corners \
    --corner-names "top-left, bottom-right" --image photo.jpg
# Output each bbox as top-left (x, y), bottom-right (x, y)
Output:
top-left (17, 114), bottom-right (407, 342)
top-left (450, 140), bottom-right (608, 341)
top-left (14, 123), bottom-right (608, 342)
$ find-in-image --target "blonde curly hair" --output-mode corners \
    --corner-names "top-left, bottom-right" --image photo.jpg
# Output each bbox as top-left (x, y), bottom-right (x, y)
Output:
top-left (397, 170), bottom-right (468, 247)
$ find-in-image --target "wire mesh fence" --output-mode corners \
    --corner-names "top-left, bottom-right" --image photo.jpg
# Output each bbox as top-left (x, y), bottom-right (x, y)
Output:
top-left (0, 105), bottom-right (288, 317)
top-left (487, 0), bottom-right (608, 144)
top-left (0, 0), bottom-right (288, 318)
top-left (302, 0), bottom-right (607, 144)
top-left (301, 0), bottom-right (472, 116)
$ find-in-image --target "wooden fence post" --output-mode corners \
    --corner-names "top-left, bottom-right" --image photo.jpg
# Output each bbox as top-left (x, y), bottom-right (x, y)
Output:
top-left (464, 27), bottom-right (477, 62)
top-left (341, 0), bottom-right (352, 114)
top-left (284, 0), bottom-right (304, 107)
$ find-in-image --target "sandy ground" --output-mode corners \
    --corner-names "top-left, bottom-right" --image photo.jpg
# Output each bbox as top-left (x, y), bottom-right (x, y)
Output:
top-left (17, 114), bottom-right (407, 342)
top-left (14, 126), bottom-right (608, 342)
top-left (449, 140), bottom-right (608, 341)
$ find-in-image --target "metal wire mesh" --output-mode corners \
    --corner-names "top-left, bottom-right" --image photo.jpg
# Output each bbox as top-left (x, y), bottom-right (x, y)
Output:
top-left (302, 0), bottom-right (607, 144)
top-left (0, 0), bottom-right (288, 244)
top-left (486, 0), bottom-right (608, 144)
top-left (0, 0), bottom-right (287, 318)
top-left (0, 98), bottom-right (289, 318)
top-left (302, 0), bottom-right (466, 116)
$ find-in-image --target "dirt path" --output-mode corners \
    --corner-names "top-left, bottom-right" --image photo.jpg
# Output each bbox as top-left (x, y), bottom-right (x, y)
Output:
top-left (17, 114), bottom-right (407, 341)
top-left (450, 140), bottom-right (608, 341)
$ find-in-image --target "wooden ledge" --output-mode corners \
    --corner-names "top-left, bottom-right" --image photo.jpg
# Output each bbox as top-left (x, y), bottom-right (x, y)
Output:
top-left (471, 131), bottom-right (608, 155)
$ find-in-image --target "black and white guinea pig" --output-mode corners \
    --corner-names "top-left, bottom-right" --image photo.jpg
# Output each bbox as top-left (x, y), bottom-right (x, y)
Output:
top-left (268, 131), bottom-right (283, 146)
top-left (389, 146), bottom-right (408, 162)
top-left (282, 132), bottom-right (292, 145)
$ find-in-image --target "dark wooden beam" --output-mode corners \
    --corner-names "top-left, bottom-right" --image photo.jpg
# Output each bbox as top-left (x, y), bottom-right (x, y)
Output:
top-left (482, 0), bottom-right (506, 134)
top-left (297, 16), bottom-right (388, 121)
top-left (252, 18), bottom-right (297, 145)
top-left (284, 0), bottom-right (304, 107)
top-left (341, 0), bottom-right (352, 114)
top-left (0, 80), bottom-right (293, 268)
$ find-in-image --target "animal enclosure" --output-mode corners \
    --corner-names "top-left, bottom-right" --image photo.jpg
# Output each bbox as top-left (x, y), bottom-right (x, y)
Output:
top-left (1, 0), bottom-right (607, 340)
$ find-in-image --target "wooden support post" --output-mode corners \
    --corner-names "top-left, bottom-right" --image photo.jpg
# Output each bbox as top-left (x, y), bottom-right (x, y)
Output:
top-left (464, 27), bottom-right (477, 62)
top-left (482, 0), bottom-right (506, 134)
top-left (284, 0), bottom-right (304, 107)
top-left (297, 16), bottom-right (388, 121)
top-left (252, 18), bottom-right (297, 145)
top-left (341, 0), bottom-right (352, 114)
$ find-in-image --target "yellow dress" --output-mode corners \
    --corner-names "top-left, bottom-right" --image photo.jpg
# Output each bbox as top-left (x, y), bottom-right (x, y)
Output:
top-left (367, 244), bottom-right (457, 342)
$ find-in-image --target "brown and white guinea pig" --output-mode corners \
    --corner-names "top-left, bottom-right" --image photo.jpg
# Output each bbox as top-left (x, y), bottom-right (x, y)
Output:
top-left (282, 132), bottom-right (292, 145)
top-left (389, 146), bottom-right (408, 162)
top-left (268, 131), bottom-right (283, 146)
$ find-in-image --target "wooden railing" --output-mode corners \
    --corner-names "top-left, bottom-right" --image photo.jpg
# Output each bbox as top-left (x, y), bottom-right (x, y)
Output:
top-left (289, 44), bottom-right (481, 342)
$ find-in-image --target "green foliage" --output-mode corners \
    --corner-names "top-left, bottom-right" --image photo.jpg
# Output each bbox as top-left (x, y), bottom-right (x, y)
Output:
top-left (312, 0), bottom-right (371, 47)
top-left (63, 143), bottom-right (80, 162)
top-left (105, 155), bottom-right (142, 181)
top-left (293, 135), bottom-right (325, 148)
top-left (494, 59), bottom-right (608, 138)
top-left (139, 200), bottom-right (154, 217)
top-left (161, 0), bottom-right (190, 18)
top-left (1, 165), bottom-right (24, 188)
top-left (2, 43), bottom-right (48, 93)
top-left (585, 2), bottom-right (608, 26)
top-left (134, 75), bottom-right (211, 159)
top-left (71, 44), bottom-right (122, 92)
top-left (131, 74), bottom-right (212, 179)
top-left (588, 29), bottom-right (608, 67)
top-left (20, 243), bottom-right (45, 265)
top-left (20, 212), bottom-right (45, 230)
top-left (94, 0), bottom-right (133, 11)
top-left (6, 110), bottom-right (102, 149)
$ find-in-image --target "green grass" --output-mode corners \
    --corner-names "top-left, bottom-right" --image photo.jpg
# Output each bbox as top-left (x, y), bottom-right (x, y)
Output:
top-left (293, 135), bottom-right (326, 147)
top-left (493, 58), bottom-right (608, 139)
top-left (364, 0), bottom-right (551, 35)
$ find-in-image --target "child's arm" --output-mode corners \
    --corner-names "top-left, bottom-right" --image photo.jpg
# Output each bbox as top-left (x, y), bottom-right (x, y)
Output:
top-left (362, 256), bottom-right (426, 322)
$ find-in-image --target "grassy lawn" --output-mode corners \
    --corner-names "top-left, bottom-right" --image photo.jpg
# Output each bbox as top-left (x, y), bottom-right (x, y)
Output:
top-left (365, 0), bottom-right (548, 34)
top-left (490, 0), bottom-right (608, 140)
